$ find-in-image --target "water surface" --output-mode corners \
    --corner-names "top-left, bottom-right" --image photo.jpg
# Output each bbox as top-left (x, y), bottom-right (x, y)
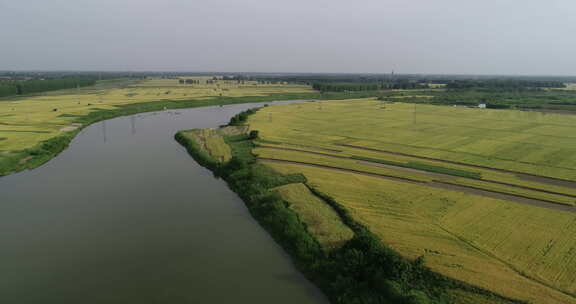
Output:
top-left (0, 101), bottom-right (327, 304)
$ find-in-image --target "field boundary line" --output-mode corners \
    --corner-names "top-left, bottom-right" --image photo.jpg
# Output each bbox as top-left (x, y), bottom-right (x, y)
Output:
top-left (430, 181), bottom-right (576, 212)
top-left (260, 157), bottom-right (576, 214)
top-left (258, 158), bottom-right (426, 184)
top-left (258, 145), bottom-right (576, 201)
top-left (337, 140), bottom-right (576, 174)
top-left (257, 145), bottom-right (348, 159)
top-left (338, 143), bottom-right (576, 186)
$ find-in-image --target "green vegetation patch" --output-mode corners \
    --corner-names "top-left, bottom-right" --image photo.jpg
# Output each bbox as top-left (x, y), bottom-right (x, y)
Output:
top-left (352, 155), bottom-right (482, 179)
top-left (0, 130), bottom-right (52, 134)
top-left (179, 129), bottom-right (233, 164)
top-left (255, 138), bottom-right (284, 145)
top-left (379, 88), bottom-right (576, 110)
top-left (204, 135), bottom-right (231, 162)
top-left (274, 183), bottom-right (354, 249)
top-left (58, 113), bottom-right (83, 118)
top-left (407, 162), bottom-right (482, 179)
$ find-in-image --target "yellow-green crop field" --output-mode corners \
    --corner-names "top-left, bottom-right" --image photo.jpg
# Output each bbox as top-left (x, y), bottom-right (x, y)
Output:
top-left (178, 125), bottom-right (250, 163)
top-left (247, 99), bottom-right (576, 304)
top-left (274, 183), bottom-right (354, 249)
top-left (0, 77), bottom-right (313, 173)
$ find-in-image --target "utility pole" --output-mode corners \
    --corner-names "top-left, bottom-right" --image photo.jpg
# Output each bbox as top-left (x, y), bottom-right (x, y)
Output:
top-left (102, 121), bottom-right (107, 143)
top-left (130, 116), bottom-right (136, 135)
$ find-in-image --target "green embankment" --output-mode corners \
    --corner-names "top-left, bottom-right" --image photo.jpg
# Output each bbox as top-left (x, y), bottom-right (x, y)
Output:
top-left (174, 107), bottom-right (524, 304)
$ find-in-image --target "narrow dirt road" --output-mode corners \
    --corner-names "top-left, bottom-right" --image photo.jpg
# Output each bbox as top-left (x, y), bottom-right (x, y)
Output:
top-left (260, 158), bottom-right (576, 214)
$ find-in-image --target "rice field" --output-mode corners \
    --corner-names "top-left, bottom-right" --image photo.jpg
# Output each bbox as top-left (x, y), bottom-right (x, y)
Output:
top-left (250, 99), bottom-right (576, 180)
top-left (246, 99), bottom-right (576, 303)
top-left (273, 183), bottom-right (354, 249)
top-left (180, 128), bottom-right (233, 163)
top-left (0, 77), bottom-right (313, 173)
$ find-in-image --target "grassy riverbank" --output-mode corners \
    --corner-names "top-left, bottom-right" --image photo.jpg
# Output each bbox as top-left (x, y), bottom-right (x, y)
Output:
top-left (0, 77), bottom-right (390, 177)
top-left (0, 93), bottom-right (297, 176)
top-left (0, 77), bottom-right (312, 176)
top-left (174, 107), bottom-right (525, 304)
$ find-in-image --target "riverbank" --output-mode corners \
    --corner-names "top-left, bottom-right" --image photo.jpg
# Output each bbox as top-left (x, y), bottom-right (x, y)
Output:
top-left (0, 80), bottom-right (385, 178)
top-left (175, 107), bottom-right (525, 304)
top-left (0, 93), bottom-right (309, 177)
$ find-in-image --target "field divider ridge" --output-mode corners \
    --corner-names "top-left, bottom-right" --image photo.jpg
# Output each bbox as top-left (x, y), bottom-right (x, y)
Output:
top-left (338, 143), bottom-right (576, 187)
top-left (257, 145), bottom-right (576, 201)
top-left (259, 157), bottom-right (576, 214)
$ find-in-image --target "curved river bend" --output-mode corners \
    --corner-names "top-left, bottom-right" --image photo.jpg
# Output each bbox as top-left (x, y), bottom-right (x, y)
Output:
top-left (0, 102), bottom-right (327, 304)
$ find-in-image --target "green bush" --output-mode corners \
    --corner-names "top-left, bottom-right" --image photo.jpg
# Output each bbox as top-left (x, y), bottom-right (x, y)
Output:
top-left (249, 130), bottom-right (259, 139)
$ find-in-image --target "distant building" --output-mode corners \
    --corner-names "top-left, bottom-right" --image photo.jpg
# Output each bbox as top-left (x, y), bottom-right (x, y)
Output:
top-left (478, 103), bottom-right (487, 109)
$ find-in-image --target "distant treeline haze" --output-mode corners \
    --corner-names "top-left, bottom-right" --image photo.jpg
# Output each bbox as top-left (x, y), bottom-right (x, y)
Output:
top-left (0, 77), bottom-right (97, 97)
top-left (445, 79), bottom-right (566, 89)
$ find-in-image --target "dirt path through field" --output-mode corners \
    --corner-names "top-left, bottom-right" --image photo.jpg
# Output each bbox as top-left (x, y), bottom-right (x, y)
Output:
top-left (259, 145), bottom-right (576, 200)
top-left (339, 143), bottom-right (576, 189)
top-left (260, 158), bottom-right (576, 214)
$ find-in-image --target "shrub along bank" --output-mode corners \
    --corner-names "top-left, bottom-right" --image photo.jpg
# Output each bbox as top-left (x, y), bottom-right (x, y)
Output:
top-left (175, 108), bottom-right (524, 304)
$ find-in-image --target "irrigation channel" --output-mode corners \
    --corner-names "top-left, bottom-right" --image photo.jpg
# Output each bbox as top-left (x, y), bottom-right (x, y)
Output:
top-left (0, 101), bottom-right (327, 304)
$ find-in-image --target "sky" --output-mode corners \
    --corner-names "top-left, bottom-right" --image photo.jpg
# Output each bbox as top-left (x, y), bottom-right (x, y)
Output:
top-left (1, 0), bottom-right (576, 75)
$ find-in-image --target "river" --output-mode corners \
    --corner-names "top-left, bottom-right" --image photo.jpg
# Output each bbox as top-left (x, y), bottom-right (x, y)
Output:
top-left (0, 101), bottom-right (327, 304)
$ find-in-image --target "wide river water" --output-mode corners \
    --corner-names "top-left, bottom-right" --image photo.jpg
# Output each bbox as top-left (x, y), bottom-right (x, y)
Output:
top-left (0, 101), bottom-right (328, 304)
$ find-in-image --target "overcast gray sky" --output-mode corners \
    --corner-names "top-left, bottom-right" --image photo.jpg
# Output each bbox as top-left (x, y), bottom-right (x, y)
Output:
top-left (1, 0), bottom-right (575, 75)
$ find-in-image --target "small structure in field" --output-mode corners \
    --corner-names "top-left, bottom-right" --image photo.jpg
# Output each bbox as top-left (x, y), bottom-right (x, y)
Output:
top-left (478, 103), bottom-right (487, 109)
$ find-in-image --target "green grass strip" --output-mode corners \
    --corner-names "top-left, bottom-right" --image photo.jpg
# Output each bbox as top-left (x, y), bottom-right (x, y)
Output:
top-left (351, 155), bottom-right (482, 179)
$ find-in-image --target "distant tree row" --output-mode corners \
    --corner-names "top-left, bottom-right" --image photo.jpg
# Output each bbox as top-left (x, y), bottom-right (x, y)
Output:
top-left (0, 83), bottom-right (18, 96)
top-left (0, 77), bottom-right (97, 98)
top-left (445, 79), bottom-right (566, 90)
top-left (312, 81), bottom-right (429, 92)
top-left (179, 79), bottom-right (201, 84)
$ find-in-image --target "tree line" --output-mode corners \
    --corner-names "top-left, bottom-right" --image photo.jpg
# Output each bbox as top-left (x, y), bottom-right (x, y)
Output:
top-left (445, 79), bottom-right (565, 90)
top-left (312, 81), bottom-right (429, 92)
top-left (377, 87), bottom-right (576, 111)
top-left (178, 79), bottom-right (201, 84)
top-left (0, 77), bottom-right (97, 98)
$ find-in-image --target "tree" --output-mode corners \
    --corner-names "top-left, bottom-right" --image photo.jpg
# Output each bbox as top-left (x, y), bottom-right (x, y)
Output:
top-left (249, 130), bottom-right (259, 139)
